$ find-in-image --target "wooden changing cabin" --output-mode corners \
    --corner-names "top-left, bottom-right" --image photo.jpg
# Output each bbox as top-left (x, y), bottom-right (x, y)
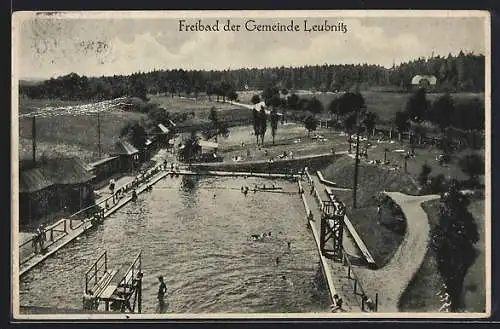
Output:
top-left (111, 141), bottom-right (139, 173)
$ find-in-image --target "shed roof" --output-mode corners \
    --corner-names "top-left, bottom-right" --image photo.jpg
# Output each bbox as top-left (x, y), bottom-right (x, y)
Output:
top-left (19, 168), bottom-right (53, 193)
top-left (112, 141), bottom-right (139, 155)
top-left (89, 156), bottom-right (119, 167)
top-left (39, 157), bottom-right (95, 185)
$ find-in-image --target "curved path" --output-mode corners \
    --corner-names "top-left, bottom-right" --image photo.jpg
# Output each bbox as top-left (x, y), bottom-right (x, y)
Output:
top-left (354, 192), bottom-right (440, 312)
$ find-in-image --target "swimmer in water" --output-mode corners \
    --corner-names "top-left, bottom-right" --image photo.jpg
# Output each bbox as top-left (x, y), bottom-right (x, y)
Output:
top-left (281, 275), bottom-right (293, 286)
top-left (276, 257), bottom-right (280, 265)
top-left (268, 232), bottom-right (271, 237)
top-left (287, 241), bottom-right (291, 249)
top-left (213, 194), bottom-right (216, 199)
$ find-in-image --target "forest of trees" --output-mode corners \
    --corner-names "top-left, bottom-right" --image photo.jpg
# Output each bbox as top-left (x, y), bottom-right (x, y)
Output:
top-left (20, 51), bottom-right (485, 101)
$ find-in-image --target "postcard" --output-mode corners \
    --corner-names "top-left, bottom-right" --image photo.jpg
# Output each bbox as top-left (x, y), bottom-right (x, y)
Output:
top-left (11, 10), bottom-right (491, 320)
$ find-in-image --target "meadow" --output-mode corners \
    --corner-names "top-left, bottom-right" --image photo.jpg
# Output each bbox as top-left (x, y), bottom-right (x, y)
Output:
top-left (237, 90), bottom-right (485, 123)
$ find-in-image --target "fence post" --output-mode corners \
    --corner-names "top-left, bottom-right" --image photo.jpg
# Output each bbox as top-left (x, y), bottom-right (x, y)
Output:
top-left (347, 265), bottom-right (351, 279)
top-left (63, 219), bottom-right (67, 233)
top-left (354, 279), bottom-right (357, 294)
top-left (50, 228), bottom-right (54, 242)
top-left (375, 293), bottom-right (378, 312)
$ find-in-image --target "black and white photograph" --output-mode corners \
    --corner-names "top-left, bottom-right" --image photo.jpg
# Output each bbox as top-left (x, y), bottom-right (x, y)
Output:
top-left (11, 10), bottom-right (491, 319)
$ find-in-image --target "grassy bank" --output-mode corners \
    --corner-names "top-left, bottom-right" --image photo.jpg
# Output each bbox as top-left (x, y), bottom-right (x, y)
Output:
top-left (461, 199), bottom-right (486, 312)
top-left (399, 198), bottom-right (486, 312)
top-left (398, 199), bottom-right (444, 312)
top-left (320, 156), bottom-right (417, 267)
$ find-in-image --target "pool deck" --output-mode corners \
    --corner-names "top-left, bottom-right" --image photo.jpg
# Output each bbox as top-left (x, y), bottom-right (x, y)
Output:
top-left (298, 178), bottom-right (363, 313)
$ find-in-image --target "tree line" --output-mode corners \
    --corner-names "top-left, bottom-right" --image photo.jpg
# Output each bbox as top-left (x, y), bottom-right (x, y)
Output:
top-left (20, 51), bottom-right (484, 101)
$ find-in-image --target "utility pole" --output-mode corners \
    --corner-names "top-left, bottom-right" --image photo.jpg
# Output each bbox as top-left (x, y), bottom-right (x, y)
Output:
top-left (97, 111), bottom-right (102, 158)
top-left (352, 105), bottom-right (363, 209)
top-left (32, 116), bottom-right (36, 166)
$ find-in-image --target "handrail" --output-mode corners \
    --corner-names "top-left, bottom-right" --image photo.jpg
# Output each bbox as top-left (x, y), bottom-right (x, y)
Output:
top-left (118, 251), bottom-right (142, 291)
top-left (342, 248), bottom-right (378, 312)
top-left (85, 251), bottom-right (107, 294)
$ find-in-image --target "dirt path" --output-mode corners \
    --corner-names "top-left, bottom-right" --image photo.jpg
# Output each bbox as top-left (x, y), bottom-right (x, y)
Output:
top-left (353, 192), bottom-right (440, 312)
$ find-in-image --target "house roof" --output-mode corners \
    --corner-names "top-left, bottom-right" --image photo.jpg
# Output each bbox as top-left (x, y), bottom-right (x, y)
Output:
top-left (411, 75), bottom-right (437, 85)
top-left (19, 168), bottom-right (53, 193)
top-left (158, 124), bottom-right (170, 134)
top-left (145, 139), bottom-right (153, 146)
top-left (39, 157), bottom-right (96, 185)
top-left (199, 140), bottom-right (219, 149)
top-left (168, 119), bottom-right (177, 127)
top-left (112, 141), bottom-right (139, 155)
top-left (89, 156), bottom-right (119, 167)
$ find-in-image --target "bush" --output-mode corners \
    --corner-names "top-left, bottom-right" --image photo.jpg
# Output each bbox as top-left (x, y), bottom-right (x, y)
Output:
top-left (418, 164), bottom-right (432, 186)
top-left (427, 174), bottom-right (448, 194)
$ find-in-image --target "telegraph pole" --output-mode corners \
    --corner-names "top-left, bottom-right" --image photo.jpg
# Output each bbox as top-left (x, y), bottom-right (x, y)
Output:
top-left (352, 100), bottom-right (365, 209)
top-left (97, 110), bottom-right (102, 157)
top-left (352, 104), bottom-right (364, 209)
top-left (32, 116), bottom-right (36, 166)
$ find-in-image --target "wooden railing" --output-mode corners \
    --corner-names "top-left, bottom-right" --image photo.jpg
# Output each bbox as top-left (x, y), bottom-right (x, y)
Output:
top-left (342, 249), bottom-right (378, 312)
top-left (117, 251), bottom-right (142, 292)
top-left (85, 251), bottom-right (108, 295)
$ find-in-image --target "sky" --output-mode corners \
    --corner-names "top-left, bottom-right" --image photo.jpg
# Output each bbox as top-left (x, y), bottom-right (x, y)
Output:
top-left (13, 11), bottom-right (488, 80)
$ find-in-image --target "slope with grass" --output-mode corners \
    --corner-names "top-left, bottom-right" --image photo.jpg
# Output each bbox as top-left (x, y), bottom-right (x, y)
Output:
top-left (399, 198), bottom-right (486, 312)
top-left (19, 108), bottom-right (147, 163)
top-left (320, 155), bottom-right (419, 267)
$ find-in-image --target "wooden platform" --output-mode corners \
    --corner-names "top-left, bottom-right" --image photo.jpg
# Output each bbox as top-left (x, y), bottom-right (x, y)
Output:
top-left (323, 188), bottom-right (377, 269)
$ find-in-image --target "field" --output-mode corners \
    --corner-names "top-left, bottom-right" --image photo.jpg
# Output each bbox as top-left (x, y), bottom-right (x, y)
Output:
top-left (148, 94), bottom-right (253, 128)
top-left (399, 198), bottom-right (486, 312)
top-left (17, 94), bottom-right (253, 163)
top-left (237, 90), bottom-right (485, 123)
top-left (19, 110), bottom-right (147, 163)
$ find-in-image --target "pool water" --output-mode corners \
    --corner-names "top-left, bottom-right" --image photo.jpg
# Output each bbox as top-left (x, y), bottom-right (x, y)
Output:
top-left (20, 175), bottom-right (330, 313)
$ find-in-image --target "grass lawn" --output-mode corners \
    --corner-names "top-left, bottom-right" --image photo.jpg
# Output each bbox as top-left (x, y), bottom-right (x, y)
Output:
top-left (399, 198), bottom-right (486, 312)
top-left (212, 124), bottom-right (347, 163)
top-left (358, 138), bottom-right (476, 183)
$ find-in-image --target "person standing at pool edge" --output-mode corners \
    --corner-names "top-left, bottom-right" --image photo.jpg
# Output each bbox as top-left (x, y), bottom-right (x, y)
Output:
top-left (158, 276), bottom-right (167, 311)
